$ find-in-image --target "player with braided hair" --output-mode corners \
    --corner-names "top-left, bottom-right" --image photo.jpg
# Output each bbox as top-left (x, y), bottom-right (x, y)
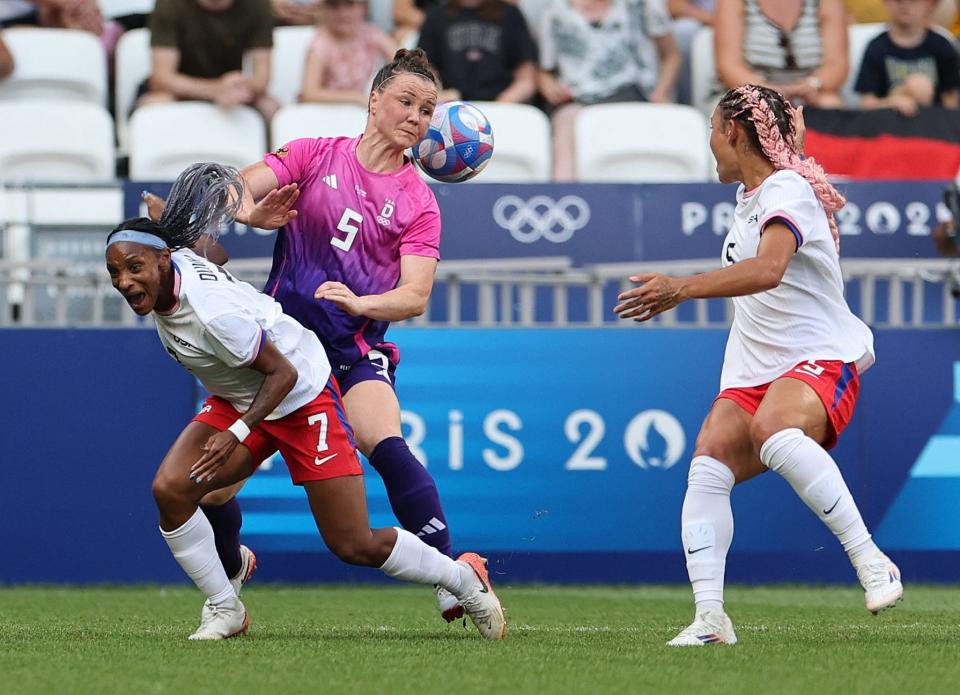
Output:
top-left (109, 162), bottom-right (506, 642)
top-left (614, 85), bottom-right (902, 647)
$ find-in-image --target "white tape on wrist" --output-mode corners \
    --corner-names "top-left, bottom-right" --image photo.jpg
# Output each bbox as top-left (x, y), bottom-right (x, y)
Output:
top-left (227, 419), bottom-right (251, 443)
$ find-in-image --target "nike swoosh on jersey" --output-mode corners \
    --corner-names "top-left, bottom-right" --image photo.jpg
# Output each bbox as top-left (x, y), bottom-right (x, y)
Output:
top-left (314, 453), bottom-right (338, 466)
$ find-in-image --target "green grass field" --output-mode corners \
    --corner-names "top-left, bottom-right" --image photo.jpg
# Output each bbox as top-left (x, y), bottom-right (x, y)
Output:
top-left (2, 584), bottom-right (958, 694)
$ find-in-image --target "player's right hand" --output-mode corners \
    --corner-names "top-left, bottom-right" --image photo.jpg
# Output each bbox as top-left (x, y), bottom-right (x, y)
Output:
top-left (248, 184), bottom-right (299, 230)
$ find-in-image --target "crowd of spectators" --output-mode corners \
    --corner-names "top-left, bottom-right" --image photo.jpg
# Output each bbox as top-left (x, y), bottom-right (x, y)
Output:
top-left (2, 0), bottom-right (960, 178)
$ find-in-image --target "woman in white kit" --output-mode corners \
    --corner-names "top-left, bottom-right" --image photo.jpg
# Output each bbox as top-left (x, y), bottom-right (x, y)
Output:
top-left (614, 84), bottom-right (902, 646)
top-left (105, 163), bottom-right (505, 641)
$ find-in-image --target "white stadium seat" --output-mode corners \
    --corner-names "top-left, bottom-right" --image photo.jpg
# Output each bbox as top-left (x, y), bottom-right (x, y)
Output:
top-left (0, 100), bottom-right (116, 182)
top-left (267, 26), bottom-right (316, 107)
top-left (467, 102), bottom-right (551, 182)
top-left (271, 103), bottom-right (368, 149)
top-left (128, 102), bottom-right (266, 180)
top-left (842, 23), bottom-right (887, 108)
top-left (98, 0), bottom-right (155, 17)
top-left (114, 28), bottom-right (151, 154)
top-left (0, 27), bottom-right (107, 105)
top-left (368, 0), bottom-right (395, 34)
top-left (574, 103), bottom-right (711, 182)
top-left (689, 26), bottom-right (717, 116)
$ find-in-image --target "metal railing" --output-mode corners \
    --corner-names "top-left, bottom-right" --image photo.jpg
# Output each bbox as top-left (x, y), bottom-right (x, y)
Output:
top-left (2, 256), bottom-right (959, 328)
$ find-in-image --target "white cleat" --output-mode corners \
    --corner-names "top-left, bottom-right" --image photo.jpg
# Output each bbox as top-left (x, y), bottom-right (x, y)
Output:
top-left (667, 609), bottom-right (738, 647)
top-left (201, 545), bottom-right (258, 624)
top-left (856, 553), bottom-right (903, 614)
top-left (456, 552), bottom-right (506, 640)
top-left (188, 597), bottom-right (249, 641)
top-left (434, 584), bottom-right (465, 623)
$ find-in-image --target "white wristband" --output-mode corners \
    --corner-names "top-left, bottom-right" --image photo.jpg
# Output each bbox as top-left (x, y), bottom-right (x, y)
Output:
top-left (227, 419), bottom-right (251, 443)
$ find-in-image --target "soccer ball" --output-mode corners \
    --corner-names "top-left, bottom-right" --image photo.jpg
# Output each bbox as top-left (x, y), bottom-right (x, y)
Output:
top-left (412, 101), bottom-right (494, 183)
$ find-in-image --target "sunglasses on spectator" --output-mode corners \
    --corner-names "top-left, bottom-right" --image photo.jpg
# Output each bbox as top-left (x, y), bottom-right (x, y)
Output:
top-left (779, 30), bottom-right (798, 71)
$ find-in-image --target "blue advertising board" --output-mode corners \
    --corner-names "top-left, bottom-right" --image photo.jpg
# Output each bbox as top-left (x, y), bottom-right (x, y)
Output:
top-left (2, 327), bottom-right (958, 584)
top-left (127, 180), bottom-right (953, 262)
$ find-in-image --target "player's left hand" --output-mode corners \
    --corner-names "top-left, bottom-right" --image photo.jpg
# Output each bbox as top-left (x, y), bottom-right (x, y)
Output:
top-left (315, 281), bottom-right (366, 316)
top-left (190, 431), bottom-right (239, 484)
top-left (614, 273), bottom-right (684, 322)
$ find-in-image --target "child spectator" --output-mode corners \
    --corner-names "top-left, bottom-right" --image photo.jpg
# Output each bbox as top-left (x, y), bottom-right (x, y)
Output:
top-left (137, 0), bottom-right (279, 123)
top-left (300, 0), bottom-right (397, 105)
top-left (854, 0), bottom-right (960, 116)
top-left (417, 0), bottom-right (538, 103)
top-left (539, 0), bottom-right (680, 180)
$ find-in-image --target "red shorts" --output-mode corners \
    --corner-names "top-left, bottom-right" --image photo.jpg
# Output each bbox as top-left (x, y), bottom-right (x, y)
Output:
top-left (716, 359), bottom-right (860, 450)
top-left (193, 379), bottom-right (362, 484)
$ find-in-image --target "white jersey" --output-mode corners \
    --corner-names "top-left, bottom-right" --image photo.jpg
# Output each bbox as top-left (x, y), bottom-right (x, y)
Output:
top-left (719, 169), bottom-right (875, 391)
top-left (154, 249), bottom-right (330, 419)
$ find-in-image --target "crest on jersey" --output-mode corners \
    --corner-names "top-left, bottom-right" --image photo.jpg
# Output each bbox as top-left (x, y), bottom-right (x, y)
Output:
top-left (274, 146), bottom-right (289, 158)
top-left (377, 199), bottom-right (395, 226)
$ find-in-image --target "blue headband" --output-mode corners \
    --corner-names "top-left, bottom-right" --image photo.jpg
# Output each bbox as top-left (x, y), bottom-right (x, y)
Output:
top-left (107, 230), bottom-right (168, 250)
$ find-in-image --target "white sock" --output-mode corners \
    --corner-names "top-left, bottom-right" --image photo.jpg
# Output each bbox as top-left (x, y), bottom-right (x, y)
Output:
top-left (681, 456), bottom-right (735, 614)
top-left (379, 527), bottom-right (474, 598)
top-left (760, 428), bottom-right (878, 565)
top-left (160, 508), bottom-right (236, 605)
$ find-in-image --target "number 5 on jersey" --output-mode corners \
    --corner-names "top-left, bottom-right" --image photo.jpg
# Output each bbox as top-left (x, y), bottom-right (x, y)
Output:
top-left (332, 208), bottom-right (363, 252)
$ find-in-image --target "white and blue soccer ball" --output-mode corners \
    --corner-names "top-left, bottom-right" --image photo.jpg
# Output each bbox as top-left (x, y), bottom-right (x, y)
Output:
top-left (412, 101), bottom-right (494, 183)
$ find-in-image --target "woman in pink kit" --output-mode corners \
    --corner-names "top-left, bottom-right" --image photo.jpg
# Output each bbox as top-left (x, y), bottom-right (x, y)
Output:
top-left (211, 49), bottom-right (473, 622)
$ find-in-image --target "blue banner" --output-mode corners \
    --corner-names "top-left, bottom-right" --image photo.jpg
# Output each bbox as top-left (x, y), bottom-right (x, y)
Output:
top-left (128, 180), bottom-right (953, 262)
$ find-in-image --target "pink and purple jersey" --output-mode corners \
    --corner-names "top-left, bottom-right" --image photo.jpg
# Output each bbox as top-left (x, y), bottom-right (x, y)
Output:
top-left (263, 136), bottom-right (441, 373)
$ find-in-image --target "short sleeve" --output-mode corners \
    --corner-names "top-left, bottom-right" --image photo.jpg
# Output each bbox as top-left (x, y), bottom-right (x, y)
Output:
top-left (264, 138), bottom-right (324, 187)
top-left (935, 36), bottom-right (960, 91)
top-left (148, 0), bottom-right (177, 48)
top-left (642, 0), bottom-right (671, 39)
top-left (205, 313), bottom-right (266, 368)
top-left (248, 0), bottom-right (275, 49)
top-left (854, 37), bottom-right (888, 96)
top-left (399, 189), bottom-right (442, 259)
top-left (757, 174), bottom-right (820, 250)
top-left (503, 6), bottom-right (538, 67)
top-left (417, 10), bottom-right (445, 72)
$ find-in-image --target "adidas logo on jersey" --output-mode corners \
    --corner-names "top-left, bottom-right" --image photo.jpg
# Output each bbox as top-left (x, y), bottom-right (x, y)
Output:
top-left (416, 517), bottom-right (447, 536)
top-left (323, 174), bottom-right (338, 190)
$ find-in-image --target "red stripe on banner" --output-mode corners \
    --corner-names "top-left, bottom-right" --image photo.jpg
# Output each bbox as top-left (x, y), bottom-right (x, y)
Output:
top-left (805, 131), bottom-right (960, 180)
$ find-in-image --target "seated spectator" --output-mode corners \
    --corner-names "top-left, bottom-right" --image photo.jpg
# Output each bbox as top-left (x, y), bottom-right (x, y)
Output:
top-left (714, 0), bottom-right (848, 108)
top-left (538, 0), bottom-right (680, 181)
top-left (300, 0), bottom-right (397, 105)
top-left (669, 0), bottom-right (715, 105)
top-left (0, 32), bottom-right (13, 78)
top-left (393, 0), bottom-right (444, 44)
top-left (137, 0), bottom-right (279, 123)
top-left (417, 0), bottom-right (538, 103)
top-left (855, 0), bottom-right (960, 116)
top-left (272, 0), bottom-right (321, 25)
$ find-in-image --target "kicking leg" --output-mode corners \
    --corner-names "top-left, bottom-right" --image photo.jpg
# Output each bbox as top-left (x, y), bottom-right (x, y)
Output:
top-left (753, 377), bottom-right (902, 613)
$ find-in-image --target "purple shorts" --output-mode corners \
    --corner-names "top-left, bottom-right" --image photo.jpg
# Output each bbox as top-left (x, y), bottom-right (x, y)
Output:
top-left (336, 344), bottom-right (399, 394)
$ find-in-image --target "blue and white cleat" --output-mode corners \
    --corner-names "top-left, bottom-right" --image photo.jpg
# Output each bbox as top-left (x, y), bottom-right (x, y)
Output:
top-left (667, 609), bottom-right (738, 647)
top-left (857, 553), bottom-right (903, 614)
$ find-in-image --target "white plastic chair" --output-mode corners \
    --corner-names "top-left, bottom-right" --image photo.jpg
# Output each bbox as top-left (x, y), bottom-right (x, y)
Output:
top-left (128, 103), bottom-right (266, 180)
top-left (114, 27), bottom-right (151, 154)
top-left (368, 0), bottom-right (395, 34)
top-left (574, 103), bottom-right (711, 182)
top-left (842, 23), bottom-right (887, 108)
top-left (689, 26), bottom-right (717, 116)
top-left (271, 103), bottom-right (367, 149)
top-left (465, 102), bottom-right (551, 182)
top-left (267, 26), bottom-right (316, 107)
top-left (0, 101), bottom-right (116, 182)
top-left (0, 27), bottom-right (107, 105)
top-left (98, 0), bottom-right (155, 18)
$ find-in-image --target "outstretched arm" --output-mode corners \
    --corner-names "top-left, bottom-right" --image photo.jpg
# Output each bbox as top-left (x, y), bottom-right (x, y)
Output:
top-left (614, 225), bottom-right (796, 322)
top-left (315, 254), bottom-right (438, 321)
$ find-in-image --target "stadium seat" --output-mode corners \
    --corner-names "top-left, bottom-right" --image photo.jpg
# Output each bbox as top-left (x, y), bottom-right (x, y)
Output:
top-left (114, 27), bottom-right (151, 154)
top-left (128, 102), bottom-right (266, 180)
top-left (0, 27), bottom-right (107, 105)
top-left (842, 23), bottom-right (887, 107)
top-left (98, 0), bottom-right (155, 18)
top-left (0, 100), bottom-right (116, 182)
top-left (368, 0), bottom-right (395, 34)
top-left (518, 0), bottom-right (550, 37)
top-left (466, 102), bottom-right (551, 182)
top-left (689, 26), bottom-right (717, 116)
top-left (574, 103), bottom-right (711, 182)
top-left (267, 26), bottom-right (316, 107)
top-left (271, 103), bottom-right (368, 149)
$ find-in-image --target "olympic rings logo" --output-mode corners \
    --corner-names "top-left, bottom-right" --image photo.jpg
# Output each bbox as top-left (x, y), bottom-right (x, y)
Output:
top-left (492, 195), bottom-right (591, 244)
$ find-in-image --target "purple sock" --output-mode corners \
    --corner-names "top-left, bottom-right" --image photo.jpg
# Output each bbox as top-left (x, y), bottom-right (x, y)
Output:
top-left (369, 436), bottom-right (453, 557)
top-left (201, 498), bottom-right (243, 578)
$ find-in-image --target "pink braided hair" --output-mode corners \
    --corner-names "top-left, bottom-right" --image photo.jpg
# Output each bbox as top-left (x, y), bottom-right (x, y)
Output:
top-left (720, 85), bottom-right (845, 252)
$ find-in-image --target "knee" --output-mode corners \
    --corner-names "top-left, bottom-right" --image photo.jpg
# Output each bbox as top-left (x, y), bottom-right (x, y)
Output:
top-left (749, 415), bottom-right (790, 458)
top-left (151, 472), bottom-right (193, 510)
